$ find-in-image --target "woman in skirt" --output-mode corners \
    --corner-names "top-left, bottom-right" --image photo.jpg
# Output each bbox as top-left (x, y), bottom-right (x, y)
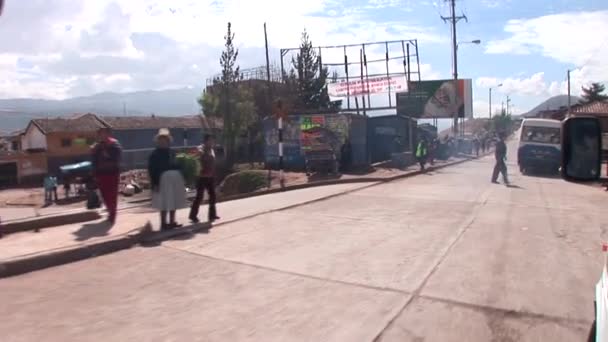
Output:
top-left (148, 128), bottom-right (187, 231)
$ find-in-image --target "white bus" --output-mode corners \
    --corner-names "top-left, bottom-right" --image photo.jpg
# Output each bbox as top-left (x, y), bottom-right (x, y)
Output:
top-left (518, 118), bottom-right (561, 174)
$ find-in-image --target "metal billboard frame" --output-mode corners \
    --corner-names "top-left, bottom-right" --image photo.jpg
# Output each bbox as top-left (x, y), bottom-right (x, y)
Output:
top-left (279, 39), bottom-right (422, 114)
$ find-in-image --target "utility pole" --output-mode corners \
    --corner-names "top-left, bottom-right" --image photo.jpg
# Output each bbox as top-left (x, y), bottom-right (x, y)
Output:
top-left (264, 23), bottom-right (273, 189)
top-left (441, 0), bottom-right (467, 136)
top-left (264, 23), bottom-right (272, 93)
top-left (567, 69), bottom-right (571, 114)
top-left (489, 88), bottom-right (492, 119)
top-left (506, 96), bottom-right (511, 115)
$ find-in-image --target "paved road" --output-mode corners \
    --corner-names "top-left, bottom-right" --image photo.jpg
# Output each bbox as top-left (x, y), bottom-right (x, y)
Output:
top-left (1, 142), bottom-right (606, 341)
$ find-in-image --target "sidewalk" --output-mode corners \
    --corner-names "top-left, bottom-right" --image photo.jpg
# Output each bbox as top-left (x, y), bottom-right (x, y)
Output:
top-left (0, 182), bottom-right (374, 276)
top-left (0, 155), bottom-right (478, 278)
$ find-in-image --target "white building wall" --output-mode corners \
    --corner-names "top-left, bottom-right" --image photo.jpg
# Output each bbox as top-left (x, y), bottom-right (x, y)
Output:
top-left (21, 125), bottom-right (46, 151)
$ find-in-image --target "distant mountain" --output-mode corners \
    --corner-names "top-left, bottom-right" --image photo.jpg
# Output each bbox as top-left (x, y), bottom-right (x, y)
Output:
top-left (523, 95), bottom-right (582, 118)
top-left (0, 87), bottom-right (203, 132)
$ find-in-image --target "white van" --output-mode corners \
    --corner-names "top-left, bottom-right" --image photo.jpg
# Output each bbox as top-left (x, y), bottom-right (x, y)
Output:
top-left (518, 118), bottom-right (561, 174)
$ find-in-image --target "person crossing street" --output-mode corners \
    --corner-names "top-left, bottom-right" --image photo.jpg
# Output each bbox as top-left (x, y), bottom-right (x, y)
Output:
top-left (491, 132), bottom-right (509, 185)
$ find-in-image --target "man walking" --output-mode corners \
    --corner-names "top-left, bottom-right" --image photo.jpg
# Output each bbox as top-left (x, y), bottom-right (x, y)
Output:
top-left (189, 134), bottom-right (220, 223)
top-left (416, 137), bottom-right (428, 171)
top-left (491, 132), bottom-right (509, 185)
top-left (473, 137), bottom-right (480, 157)
top-left (91, 127), bottom-right (122, 223)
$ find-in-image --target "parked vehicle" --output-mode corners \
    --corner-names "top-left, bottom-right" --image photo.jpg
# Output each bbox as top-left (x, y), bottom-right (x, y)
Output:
top-left (518, 118), bottom-right (561, 174)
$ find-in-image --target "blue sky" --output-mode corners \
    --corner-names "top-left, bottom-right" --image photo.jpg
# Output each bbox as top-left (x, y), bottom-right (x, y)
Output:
top-left (0, 0), bottom-right (607, 116)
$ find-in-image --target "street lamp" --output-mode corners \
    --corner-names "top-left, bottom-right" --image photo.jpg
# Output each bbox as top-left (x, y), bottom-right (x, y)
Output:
top-left (489, 83), bottom-right (503, 119)
top-left (456, 39), bottom-right (481, 51)
top-left (452, 39), bottom-right (481, 135)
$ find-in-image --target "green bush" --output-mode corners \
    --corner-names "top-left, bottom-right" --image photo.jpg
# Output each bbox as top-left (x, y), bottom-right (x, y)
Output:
top-left (175, 153), bottom-right (200, 187)
top-left (220, 170), bottom-right (269, 196)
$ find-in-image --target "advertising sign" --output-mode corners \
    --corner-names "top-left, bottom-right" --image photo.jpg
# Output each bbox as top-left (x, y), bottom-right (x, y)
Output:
top-left (328, 75), bottom-right (408, 97)
top-left (396, 79), bottom-right (473, 119)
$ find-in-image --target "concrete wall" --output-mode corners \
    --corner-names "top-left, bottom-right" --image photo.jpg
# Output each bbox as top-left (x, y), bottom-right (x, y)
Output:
top-left (19, 153), bottom-right (48, 179)
top-left (46, 132), bottom-right (96, 156)
top-left (0, 152), bottom-right (48, 185)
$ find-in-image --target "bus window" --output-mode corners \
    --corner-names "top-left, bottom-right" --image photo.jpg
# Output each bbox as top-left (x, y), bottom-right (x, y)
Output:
top-left (521, 126), bottom-right (561, 144)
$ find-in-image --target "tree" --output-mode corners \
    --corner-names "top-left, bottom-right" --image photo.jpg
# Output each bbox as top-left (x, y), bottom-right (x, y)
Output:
top-left (287, 30), bottom-right (336, 111)
top-left (581, 82), bottom-right (608, 103)
top-left (489, 112), bottom-right (513, 135)
top-left (199, 22), bottom-right (256, 169)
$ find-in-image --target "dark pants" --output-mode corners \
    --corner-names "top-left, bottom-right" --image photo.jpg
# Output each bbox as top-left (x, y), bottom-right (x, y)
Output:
top-left (46, 187), bottom-right (58, 202)
top-left (189, 177), bottom-right (217, 221)
top-left (492, 159), bottom-right (508, 183)
top-left (418, 156), bottom-right (427, 170)
top-left (160, 210), bottom-right (177, 229)
top-left (96, 173), bottom-right (119, 222)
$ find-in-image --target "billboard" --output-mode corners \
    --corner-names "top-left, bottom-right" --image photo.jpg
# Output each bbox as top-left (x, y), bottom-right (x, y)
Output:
top-left (328, 75), bottom-right (408, 97)
top-left (396, 79), bottom-right (473, 119)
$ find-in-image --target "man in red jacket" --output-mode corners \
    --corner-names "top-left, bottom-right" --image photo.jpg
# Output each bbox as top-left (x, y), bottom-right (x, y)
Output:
top-left (91, 127), bottom-right (122, 223)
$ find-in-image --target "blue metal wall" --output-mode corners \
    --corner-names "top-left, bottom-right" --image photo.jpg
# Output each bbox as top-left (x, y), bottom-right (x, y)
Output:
top-left (367, 115), bottom-right (416, 163)
top-left (112, 128), bottom-right (204, 170)
top-left (112, 128), bottom-right (204, 150)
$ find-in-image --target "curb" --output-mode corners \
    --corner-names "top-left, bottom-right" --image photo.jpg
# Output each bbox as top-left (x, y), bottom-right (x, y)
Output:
top-left (0, 156), bottom-right (477, 278)
top-left (0, 228), bottom-right (142, 278)
top-left (2, 211), bottom-right (101, 235)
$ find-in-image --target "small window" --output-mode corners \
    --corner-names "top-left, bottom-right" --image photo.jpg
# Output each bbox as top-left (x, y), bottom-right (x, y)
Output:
top-left (11, 141), bottom-right (19, 151)
top-left (61, 138), bottom-right (72, 147)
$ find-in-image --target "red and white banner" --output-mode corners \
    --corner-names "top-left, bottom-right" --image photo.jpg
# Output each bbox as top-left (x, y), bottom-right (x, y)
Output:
top-left (327, 75), bottom-right (408, 98)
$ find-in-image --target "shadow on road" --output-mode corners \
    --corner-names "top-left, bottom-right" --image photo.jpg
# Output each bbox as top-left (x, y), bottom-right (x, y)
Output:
top-left (140, 221), bottom-right (213, 247)
top-left (72, 220), bottom-right (114, 241)
top-left (506, 184), bottom-right (524, 189)
top-left (521, 169), bottom-right (561, 179)
top-left (307, 173), bottom-right (342, 183)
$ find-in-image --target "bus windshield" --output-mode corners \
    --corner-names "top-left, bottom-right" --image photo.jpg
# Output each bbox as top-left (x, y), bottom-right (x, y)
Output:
top-left (521, 126), bottom-right (560, 144)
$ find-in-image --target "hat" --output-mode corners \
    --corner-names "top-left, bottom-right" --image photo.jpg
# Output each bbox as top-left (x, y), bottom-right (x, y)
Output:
top-left (155, 128), bottom-right (172, 143)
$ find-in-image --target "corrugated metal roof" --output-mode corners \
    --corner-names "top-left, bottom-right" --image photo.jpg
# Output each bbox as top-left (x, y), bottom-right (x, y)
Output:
top-left (571, 101), bottom-right (608, 115)
top-left (32, 113), bottom-right (109, 134)
top-left (102, 115), bottom-right (205, 130)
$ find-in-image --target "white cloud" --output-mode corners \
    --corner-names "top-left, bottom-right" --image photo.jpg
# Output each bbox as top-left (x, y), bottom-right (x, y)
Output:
top-left (473, 99), bottom-right (521, 118)
top-left (481, 0), bottom-right (512, 9)
top-left (486, 10), bottom-right (608, 89)
top-left (0, 0), bottom-right (445, 99)
top-left (476, 72), bottom-right (548, 97)
top-left (476, 66), bottom-right (606, 101)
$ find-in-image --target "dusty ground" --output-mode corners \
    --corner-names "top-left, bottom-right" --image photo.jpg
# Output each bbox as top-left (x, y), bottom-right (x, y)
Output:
top-left (2, 141), bottom-right (604, 341)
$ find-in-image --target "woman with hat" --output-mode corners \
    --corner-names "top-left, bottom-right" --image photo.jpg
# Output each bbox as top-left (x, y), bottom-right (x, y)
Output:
top-left (147, 128), bottom-right (187, 230)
